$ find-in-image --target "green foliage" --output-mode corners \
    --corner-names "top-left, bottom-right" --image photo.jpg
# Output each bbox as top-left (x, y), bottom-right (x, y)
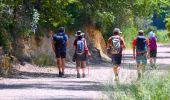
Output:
top-left (32, 53), bottom-right (55, 67)
top-left (156, 30), bottom-right (170, 43)
top-left (166, 17), bottom-right (170, 37)
top-left (122, 27), bottom-right (138, 48)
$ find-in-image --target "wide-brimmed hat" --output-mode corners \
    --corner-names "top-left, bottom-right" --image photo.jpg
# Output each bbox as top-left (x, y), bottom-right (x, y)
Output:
top-left (113, 28), bottom-right (122, 34)
top-left (75, 30), bottom-right (85, 36)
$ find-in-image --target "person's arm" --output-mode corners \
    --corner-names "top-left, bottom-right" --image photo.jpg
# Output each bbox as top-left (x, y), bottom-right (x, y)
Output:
top-left (107, 37), bottom-right (112, 49)
top-left (52, 37), bottom-right (56, 53)
top-left (65, 34), bottom-right (69, 48)
top-left (73, 39), bottom-right (77, 49)
top-left (146, 38), bottom-right (150, 58)
top-left (84, 39), bottom-right (91, 56)
top-left (121, 37), bottom-right (126, 49)
top-left (132, 39), bottom-right (136, 59)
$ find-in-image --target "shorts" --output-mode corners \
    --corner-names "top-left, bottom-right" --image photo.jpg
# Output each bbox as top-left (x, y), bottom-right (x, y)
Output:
top-left (55, 51), bottom-right (66, 58)
top-left (112, 54), bottom-right (122, 66)
top-left (136, 54), bottom-right (147, 65)
top-left (75, 53), bottom-right (87, 61)
top-left (150, 49), bottom-right (157, 58)
top-left (76, 61), bottom-right (86, 68)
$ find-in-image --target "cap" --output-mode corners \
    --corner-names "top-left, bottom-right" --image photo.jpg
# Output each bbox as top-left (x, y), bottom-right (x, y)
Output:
top-left (59, 27), bottom-right (65, 33)
top-left (138, 30), bottom-right (144, 33)
top-left (113, 28), bottom-right (122, 34)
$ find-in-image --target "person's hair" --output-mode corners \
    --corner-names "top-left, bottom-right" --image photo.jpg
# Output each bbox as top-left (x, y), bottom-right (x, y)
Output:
top-left (59, 27), bottom-right (65, 33)
top-left (113, 32), bottom-right (119, 35)
top-left (138, 32), bottom-right (144, 36)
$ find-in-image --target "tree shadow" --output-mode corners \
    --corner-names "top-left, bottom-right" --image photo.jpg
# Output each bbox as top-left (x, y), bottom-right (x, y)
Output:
top-left (8, 71), bottom-right (76, 79)
top-left (0, 80), bottom-right (102, 92)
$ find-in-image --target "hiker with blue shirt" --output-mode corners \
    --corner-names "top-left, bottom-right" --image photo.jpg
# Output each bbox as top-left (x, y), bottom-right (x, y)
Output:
top-left (148, 31), bottom-right (157, 69)
top-left (73, 30), bottom-right (91, 78)
top-left (133, 30), bottom-right (150, 79)
top-left (52, 27), bottom-right (68, 77)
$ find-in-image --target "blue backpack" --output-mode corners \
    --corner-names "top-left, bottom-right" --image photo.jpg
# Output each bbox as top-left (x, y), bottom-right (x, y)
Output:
top-left (136, 36), bottom-right (147, 52)
top-left (53, 33), bottom-right (66, 50)
top-left (76, 39), bottom-right (85, 55)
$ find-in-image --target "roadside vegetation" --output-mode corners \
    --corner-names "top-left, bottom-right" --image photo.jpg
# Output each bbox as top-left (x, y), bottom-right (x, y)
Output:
top-left (103, 71), bottom-right (170, 100)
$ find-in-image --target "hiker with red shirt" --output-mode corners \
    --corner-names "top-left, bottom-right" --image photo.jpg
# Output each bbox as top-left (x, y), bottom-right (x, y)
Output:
top-left (148, 31), bottom-right (157, 69)
top-left (107, 28), bottom-right (126, 81)
top-left (73, 30), bottom-right (91, 78)
top-left (133, 30), bottom-right (150, 79)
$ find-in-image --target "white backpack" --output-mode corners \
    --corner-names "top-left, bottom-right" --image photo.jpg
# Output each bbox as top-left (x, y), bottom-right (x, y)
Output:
top-left (110, 36), bottom-right (121, 54)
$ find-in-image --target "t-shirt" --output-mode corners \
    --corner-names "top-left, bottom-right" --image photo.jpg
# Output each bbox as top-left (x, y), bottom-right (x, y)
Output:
top-left (53, 33), bottom-right (68, 52)
top-left (132, 37), bottom-right (149, 48)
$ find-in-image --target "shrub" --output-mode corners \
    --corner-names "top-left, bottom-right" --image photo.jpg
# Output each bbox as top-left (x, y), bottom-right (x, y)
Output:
top-left (32, 53), bottom-right (55, 67)
top-left (156, 30), bottom-right (170, 43)
top-left (122, 27), bottom-right (138, 48)
top-left (166, 18), bottom-right (170, 38)
top-left (103, 71), bottom-right (170, 100)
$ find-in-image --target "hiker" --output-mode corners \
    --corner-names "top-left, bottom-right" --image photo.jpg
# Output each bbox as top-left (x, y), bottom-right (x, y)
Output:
top-left (73, 30), bottom-right (91, 78)
top-left (133, 30), bottom-right (149, 79)
top-left (148, 31), bottom-right (157, 69)
top-left (52, 27), bottom-right (68, 77)
top-left (107, 28), bottom-right (126, 81)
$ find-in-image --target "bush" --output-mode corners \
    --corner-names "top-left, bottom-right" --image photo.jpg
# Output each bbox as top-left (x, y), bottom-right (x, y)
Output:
top-left (156, 30), bottom-right (170, 43)
top-left (166, 18), bottom-right (170, 38)
top-left (122, 27), bottom-right (138, 48)
top-left (32, 53), bottom-right (55, 67)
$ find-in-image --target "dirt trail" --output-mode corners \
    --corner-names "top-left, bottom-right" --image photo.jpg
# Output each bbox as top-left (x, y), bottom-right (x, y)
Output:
top-left (0, 44), bottom-right (169, 100)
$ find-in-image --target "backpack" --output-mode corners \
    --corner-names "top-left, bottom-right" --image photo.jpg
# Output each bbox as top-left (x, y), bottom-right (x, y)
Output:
top-left (149, 37), bottom-right (157, 51)
top-left (53, 33), bottom-right (66, 50)
top-left (76, 38), bottom-right (85, 55)
top-left (136, 36), bottom-right (147, 52)
top-left (110, 36), bottom-right (121, 54)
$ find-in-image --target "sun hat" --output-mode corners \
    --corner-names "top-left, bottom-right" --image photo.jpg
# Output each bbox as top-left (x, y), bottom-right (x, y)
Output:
top-left (75, 30), bottom-right (85, 36)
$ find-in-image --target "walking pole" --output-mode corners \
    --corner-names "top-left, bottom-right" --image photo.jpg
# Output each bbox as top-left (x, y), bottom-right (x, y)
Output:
top-left (86, 56), bottom-right (90, 77)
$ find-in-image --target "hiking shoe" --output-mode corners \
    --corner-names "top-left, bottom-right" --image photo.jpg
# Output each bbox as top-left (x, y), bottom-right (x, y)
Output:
top-left (114, 76), bottom-right (119, 81)
top-left (82, 73), bottom-right (86, 78)
top-left (62, 73), bottom-right (66, 78)
top-left (153, 64), bottom-right (157, 69)
top-left (77, 73), bottom-right (80, 78)
top-left (58, 72), bottom-right (62, 77)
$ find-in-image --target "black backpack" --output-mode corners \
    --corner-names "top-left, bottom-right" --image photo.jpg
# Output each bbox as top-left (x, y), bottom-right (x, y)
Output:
top-left (136, 36), bottom-right (147, 52)
top-left (53, 33), bottom-right (66, 49)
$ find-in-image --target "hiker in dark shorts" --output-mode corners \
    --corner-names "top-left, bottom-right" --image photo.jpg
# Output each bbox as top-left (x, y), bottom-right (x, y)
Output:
top-left (148, 31), bottom-right (157, 69)
top-left (52, 27), bottom-right (68, 77)
top-left (133, 30), bottom-right (149, 79)
top-left (107, 28), bottom-right (126, 81)
top-left (73, 30), bottom-right (91, 78)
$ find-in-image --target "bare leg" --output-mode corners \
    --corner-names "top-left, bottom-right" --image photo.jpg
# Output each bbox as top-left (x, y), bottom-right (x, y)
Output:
top-left (150, 57), bottom-right (154, 68)
top-left (61, 58), bottom-right (65, 74)
top-left (81, 61), bottom-right (86, 78)
top-left (76, 61), bottom-right (81, 78)
top-left (113, 65), bottom-right (120, 81)
top-left (57, 58), bottom-right (61, 72)
top-left (57, 58), bottom-right (62, 77)
top-left (137, 64), bottom-right (141, 79)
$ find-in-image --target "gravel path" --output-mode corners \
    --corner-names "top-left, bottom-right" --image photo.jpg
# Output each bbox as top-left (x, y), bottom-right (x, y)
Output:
top-left (0, 44), bottom-right (169, 100)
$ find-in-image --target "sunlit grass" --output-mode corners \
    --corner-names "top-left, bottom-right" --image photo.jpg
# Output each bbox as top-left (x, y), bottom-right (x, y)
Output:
top-left (102, 70), bottom-right (170, 100)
